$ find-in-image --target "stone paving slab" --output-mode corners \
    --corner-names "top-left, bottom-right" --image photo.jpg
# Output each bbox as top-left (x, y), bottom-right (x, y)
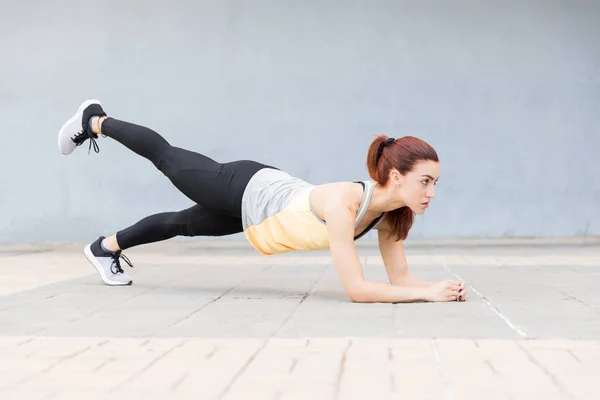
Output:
top-left (1, 238), bottom-right (600, 399)
top-left (0, 337), bottom-right (599, 400)
top-left (1, 261), bottom-right (599, 339)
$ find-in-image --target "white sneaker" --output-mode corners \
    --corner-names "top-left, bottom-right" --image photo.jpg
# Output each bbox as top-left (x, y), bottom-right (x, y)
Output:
top-left (58, 99), bottom-right (106, 155)
top-left (84, 236), bottom-right (133, 286)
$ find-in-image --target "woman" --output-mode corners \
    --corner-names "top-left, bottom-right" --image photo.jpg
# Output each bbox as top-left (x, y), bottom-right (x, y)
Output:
top-left (58, 99), bottom-right (467, 303)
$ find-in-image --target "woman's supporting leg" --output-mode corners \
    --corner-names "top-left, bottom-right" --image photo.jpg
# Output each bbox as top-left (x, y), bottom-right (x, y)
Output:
top-left (85, 204), bottom-right (244, 286)
top-left (104, 204), bottom-right (243, 251)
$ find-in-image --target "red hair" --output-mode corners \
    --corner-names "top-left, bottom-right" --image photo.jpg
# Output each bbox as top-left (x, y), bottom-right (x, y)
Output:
top-left (366, 135), bottom-right (439, 241)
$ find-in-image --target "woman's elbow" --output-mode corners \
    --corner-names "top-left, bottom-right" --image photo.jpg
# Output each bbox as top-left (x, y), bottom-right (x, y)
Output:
top-left (346, 283), bottom-right (372, 303)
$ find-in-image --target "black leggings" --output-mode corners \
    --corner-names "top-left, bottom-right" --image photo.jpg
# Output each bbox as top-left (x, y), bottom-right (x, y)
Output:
top-left (100, 118), bottom-right (274, 250)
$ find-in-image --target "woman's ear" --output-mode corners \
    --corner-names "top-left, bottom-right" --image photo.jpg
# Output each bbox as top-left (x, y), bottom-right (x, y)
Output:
top-left (389, 169), bottom-right (403, 186)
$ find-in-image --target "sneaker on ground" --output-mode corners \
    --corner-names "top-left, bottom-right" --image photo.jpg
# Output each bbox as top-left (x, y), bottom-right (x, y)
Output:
top-left (84, 236), bottom-right (133, 286)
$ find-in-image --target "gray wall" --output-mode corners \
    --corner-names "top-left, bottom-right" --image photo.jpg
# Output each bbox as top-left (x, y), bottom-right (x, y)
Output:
top-left (1, 0), bottom-right (599, 244)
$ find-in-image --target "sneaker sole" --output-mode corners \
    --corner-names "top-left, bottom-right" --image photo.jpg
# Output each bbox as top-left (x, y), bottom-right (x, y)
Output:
top-left (83, 244), bottom-right (132, 286)
top-left (58, 99), bottom-right (101, 155)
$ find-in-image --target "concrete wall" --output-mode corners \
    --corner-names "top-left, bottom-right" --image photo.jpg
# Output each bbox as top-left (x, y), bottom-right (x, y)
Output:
top-left (1, 0), bottom-right (599, 244)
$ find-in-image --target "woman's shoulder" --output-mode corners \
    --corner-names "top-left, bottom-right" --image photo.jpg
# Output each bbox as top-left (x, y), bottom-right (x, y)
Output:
top-left (311, 180), bottom-right (366, 210)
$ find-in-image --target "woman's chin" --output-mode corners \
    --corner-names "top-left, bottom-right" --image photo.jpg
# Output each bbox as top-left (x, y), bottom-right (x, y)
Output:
top-left (413, 203), bottom-right (429, 215)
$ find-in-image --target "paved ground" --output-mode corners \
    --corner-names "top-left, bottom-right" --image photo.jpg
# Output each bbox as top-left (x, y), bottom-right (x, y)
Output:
top-left (1, 237), bottom-right (599, 399)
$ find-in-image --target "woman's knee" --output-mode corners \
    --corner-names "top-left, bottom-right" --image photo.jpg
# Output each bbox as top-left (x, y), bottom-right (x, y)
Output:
top-left (159, 212), bottom-right (193, 237)
top-left (172, 205), bottom-right (243, 237)
top-left (152, 144), bottom-right (175, 174)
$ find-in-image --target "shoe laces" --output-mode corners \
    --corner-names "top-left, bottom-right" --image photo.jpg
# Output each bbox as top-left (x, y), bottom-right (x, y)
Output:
top-left (110, 250), bottom-right (134, 275)
top-left (71, 130), bottom-right (100, 154)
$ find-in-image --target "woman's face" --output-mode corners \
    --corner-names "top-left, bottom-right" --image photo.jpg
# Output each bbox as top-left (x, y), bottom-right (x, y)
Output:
top-left (394, 160), bottom-right (440, 215)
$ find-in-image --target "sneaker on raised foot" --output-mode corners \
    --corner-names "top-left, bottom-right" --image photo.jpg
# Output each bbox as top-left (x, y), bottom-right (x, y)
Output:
top-left (84, 236), bottom-right (133, 286)
top-left (58, 99), bottom-right (107, 155)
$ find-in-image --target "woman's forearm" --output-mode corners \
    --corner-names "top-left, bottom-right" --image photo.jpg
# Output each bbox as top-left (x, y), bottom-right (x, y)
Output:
top-left (390, 274), bottom-right (438, 288)
top-left (348, 280), bottom-right (430, 303)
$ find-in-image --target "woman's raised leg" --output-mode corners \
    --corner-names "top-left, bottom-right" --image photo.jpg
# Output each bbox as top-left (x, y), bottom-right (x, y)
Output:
top-left (58, 99), bottom-right (268, 217)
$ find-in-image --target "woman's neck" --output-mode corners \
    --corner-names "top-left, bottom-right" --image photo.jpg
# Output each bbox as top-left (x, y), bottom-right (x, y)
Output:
top-left (368, 183), bottom-right (406, 212)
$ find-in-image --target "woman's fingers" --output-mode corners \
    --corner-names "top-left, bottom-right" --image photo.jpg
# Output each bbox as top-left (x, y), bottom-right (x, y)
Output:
top-left (447, 287), bottom-right (459, 300)
top-left (458, 286), bottom-right (467, 301)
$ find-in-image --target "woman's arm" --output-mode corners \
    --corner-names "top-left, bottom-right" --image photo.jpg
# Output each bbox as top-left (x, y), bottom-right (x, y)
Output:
top-left (377, 227), bottom-right (437, 288)
top-left (324, 191), bottom-right (459, 303)
top-left (376, 218), bottom-right (467, 300)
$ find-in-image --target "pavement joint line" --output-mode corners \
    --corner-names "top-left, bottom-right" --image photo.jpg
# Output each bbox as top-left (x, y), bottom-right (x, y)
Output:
top-left (516, 341), bottom-right (576, 400)
top-left (6, 343), bottom-right (93, 393)
top-left (170, 371), bottom-right (189, 392)
top-left (273, 264), bottom-right (329, 336)
top-left (217, 339), bottom-right (270, 400)
top-left (31, 289), bottom-right (157, 337)
top-left (559, 290), bottom-right (600, 314)
top-left (566, 349), bottom-right (580, 362)
top-left (334, 340), bottom-right (352, 400)
top-left (442, 263), bottom-right (528, 338)
top-left (389, 372), bottom-right (397, 394)
top-left (149, 265), bottom-right (273, 337)
top-left (94, 356), bottom-right (117, 373)
top-left (288, 358), bottom-right (298, 373)
top-left (109, 339), bottom-right (190, 395)
top-left (432, 338), bottom-right (455, 400)
top-left (483, 359), bottom-right (498, 375)
top-left (0, 291), bottom-right (77, 314)
top-left (27, 265), bottom-right (205, 337)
